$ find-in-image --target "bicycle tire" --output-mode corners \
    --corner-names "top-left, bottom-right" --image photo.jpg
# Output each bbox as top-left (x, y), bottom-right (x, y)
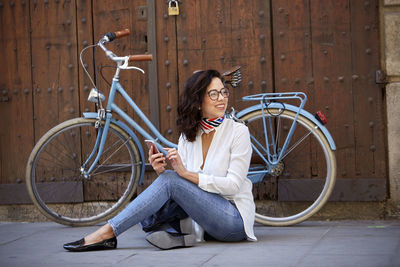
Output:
top-left (26, 118), bottom-right (142, 226)
top-left (239, 109), bottom-right (336, 226)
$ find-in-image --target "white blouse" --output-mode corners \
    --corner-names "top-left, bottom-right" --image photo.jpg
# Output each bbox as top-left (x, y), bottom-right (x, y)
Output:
top-left (178, 118), bottom-right (257, 241)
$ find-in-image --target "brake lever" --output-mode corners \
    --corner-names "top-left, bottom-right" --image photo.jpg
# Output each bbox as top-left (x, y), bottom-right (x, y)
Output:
top-left (119, 57), bottom-right (145, 73)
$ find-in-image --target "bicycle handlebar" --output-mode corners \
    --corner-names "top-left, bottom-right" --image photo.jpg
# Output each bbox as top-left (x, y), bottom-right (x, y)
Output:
top-left (103, 29), bottom-right (131, 43)
top-left (98, 29), bottom-right (153, 64)
top-left (115, 29), bottom-right (130, 39)
top-left (129, 54), bottom-right (153, 62)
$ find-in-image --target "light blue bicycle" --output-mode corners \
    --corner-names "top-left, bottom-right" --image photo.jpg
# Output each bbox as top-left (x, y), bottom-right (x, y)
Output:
top-left (26, 30), bottom-right (337, 227)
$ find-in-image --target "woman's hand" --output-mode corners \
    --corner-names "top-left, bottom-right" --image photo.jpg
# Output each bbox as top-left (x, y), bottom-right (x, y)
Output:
top-left (164, 148), bottom-right (186, 177)
top-left (148, 145), bottom-right (167, 175)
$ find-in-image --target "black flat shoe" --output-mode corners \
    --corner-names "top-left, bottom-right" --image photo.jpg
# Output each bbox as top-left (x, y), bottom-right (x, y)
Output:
top-left (63, 237), bottom-right (117, 252)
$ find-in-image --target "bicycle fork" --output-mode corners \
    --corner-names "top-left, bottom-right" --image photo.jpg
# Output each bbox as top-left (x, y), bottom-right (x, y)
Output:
top-left (80, 109), bottom-right (112, 179)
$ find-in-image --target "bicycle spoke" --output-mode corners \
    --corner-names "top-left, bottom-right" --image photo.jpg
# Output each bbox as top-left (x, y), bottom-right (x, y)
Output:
top-left (52, 133), bottom-right (82, 162)
top-left (281, 131), bottom-right (312, 160)
top-left (91, 163), bottom-right (140, 177)
top-left (92, 137), bottom-right (131, 174)
top-left (100, 137), bottom-right (125, 158)
top-left (36, 158), bottom-right (77, 173)
top-left (43, 143), bottom-right (78, 166)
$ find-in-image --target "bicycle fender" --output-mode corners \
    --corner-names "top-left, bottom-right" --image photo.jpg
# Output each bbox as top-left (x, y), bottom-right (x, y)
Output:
top-left (236, 104), bottom-right (336, 150)
top-left (83, 112), bottom-right (146, 185)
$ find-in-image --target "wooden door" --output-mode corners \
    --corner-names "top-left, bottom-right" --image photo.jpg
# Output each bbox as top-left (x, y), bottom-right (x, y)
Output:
top-left (0, 0), bottom-right (387, 204)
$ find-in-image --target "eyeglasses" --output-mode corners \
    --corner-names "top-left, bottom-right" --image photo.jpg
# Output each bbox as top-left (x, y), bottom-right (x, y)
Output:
top-left (207, 88), bottom-right (229, 101)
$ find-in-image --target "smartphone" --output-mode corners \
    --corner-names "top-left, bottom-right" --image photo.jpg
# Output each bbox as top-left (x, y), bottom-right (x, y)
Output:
top-left (145, 139), bottom-right (160, 154)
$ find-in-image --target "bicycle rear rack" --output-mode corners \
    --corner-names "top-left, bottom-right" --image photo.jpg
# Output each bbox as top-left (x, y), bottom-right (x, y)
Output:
top-left (242, 92), bottom-right (308, 183)
top-left (242, 92), bottom-right (307, 106)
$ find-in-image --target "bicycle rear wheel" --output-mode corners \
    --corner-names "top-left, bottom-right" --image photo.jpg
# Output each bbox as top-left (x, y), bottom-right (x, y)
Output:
top-left (239, 109), bottom-right (336, 226)
top-left (26, 118), bottom-right (142, 226)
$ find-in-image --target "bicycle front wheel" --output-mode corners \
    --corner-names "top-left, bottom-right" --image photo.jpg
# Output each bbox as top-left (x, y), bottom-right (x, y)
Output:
top-left (26, 118), bottom-right (142, 226)
top-left (240, 109), bottom-right (336, 226)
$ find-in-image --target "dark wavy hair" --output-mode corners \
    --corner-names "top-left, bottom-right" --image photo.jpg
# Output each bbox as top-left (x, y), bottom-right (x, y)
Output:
top-left (177, 70), bottom-right (223, 142)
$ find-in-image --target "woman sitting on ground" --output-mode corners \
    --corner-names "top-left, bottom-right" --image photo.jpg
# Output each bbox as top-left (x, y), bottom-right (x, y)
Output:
top-left (63, 69), bottom-right (256, 252)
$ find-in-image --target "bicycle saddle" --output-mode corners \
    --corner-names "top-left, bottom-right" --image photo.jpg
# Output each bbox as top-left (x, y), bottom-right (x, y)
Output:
top-left (222, 66), bottom-right (242, 88)
top-left (221, 65), bottom-right (240, 76)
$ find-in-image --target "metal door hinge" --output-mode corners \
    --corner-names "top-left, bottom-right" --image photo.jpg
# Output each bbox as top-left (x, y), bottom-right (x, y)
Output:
top-left (375, 70), bottom-right (387, 84)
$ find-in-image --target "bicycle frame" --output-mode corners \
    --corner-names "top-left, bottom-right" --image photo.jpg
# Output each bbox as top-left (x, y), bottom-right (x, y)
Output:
top-left (81, 77), bottom-right (176, 178)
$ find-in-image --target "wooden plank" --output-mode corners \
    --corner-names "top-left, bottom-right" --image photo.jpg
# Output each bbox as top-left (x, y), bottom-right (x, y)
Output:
top-left (349, 0), bottom-right (386, 179)
top-left (271, 0), bottom-right (314, 182)
top-left (0, 182), bottom-right (83, 204)
top-left (0, 1), bottom-right (34, 184)
top-left (271, 0), bottom-right (313, 99)
top-left (76, 0), bottom-right (95, 118)
top-left (252, 177), bottom-right (277, 201)
top-left (155, 0), bottom-right (180, 142)
top-left (92, 0), bottom-right (150, 139)
top-left (230, 0), bottom-right (274, 111)
top-left (30, 0), bottom-right (80, 139)
top-left (74, 0), bottom-right (94, 201)
top-left (29, 0), bottom-right (81, 194)
top-left (92, 0), bottom-right (150, 116)
top-left (278, 178), bottom-right (387, 201)
top-left (176, 0), bottom-right (225, 89)
top-left (147, 0), bottom-right (160, 130)
top-left (0, 184), bottom-right (33, 204)
top-left (231, 0), bottom-right (274, 200)
top-left (310, 0), bottom-right (356, 180)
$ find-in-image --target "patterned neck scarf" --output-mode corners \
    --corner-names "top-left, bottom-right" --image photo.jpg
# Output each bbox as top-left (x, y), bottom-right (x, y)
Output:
top-left (199, 116), bottom-right (225, 134)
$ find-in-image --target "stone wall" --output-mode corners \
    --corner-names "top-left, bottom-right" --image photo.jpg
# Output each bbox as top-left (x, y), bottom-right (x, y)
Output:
top-left (382, 0), bottom-right (400, 218)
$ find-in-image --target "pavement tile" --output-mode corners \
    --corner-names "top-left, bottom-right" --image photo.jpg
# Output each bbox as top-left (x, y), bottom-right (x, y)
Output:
top-left (297, 254), bottom-right (391, 267)
top-left (309, 233), bottom-right (399, 255)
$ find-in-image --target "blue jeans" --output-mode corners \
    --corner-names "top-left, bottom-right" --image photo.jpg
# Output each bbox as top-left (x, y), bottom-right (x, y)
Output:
top-left (108, 170), bottom-right (246, 242)
top-left (139, 198), bottom-right (187, 234)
